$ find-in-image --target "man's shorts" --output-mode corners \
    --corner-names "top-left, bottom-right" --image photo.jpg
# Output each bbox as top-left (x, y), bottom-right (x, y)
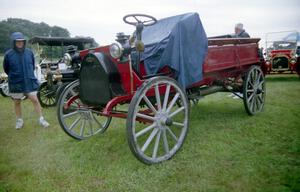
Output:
top-left (10, 91), bottom-right (37, 100)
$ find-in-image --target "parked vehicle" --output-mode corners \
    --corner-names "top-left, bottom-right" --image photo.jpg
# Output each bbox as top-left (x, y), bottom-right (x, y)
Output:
top-left (57, 13), bottom-right (266, 164)
top-left (265, 31), bottom-right (300, 75)
top-left (29, 36), bottom-right (96, 107)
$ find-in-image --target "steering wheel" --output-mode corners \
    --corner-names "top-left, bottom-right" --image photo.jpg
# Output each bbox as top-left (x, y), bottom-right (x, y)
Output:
top-left (123, 14), bottom-right (157, 27)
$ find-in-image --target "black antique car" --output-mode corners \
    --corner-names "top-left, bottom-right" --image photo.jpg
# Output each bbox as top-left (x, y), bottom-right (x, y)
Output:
top-left (29, 36), bottom-right (97, 107)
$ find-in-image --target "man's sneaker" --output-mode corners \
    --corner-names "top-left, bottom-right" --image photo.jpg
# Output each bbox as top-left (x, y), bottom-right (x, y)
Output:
top-left (39, 117), bottom-right (50, 128)
top-left (15, 118), bottom-right (24, 129)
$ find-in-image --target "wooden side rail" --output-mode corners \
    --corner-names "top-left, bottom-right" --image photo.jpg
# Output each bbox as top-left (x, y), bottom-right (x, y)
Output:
top-left (208, 38), bottom-right (260, 46)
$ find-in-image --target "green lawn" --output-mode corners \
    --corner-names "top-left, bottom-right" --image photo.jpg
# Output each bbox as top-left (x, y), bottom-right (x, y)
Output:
top-left (0, 55), bottom-right (3, 73)
top-left (0, 75), bottom-right (299, 192)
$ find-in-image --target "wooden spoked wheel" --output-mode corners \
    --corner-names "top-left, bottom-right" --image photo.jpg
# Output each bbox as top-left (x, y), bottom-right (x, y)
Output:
top-left (57, 80), bottom-right (111, 140)
top-left (127, 77), bottom-right (189, 164)
top-left (243, 65), bottom-right (266, 115)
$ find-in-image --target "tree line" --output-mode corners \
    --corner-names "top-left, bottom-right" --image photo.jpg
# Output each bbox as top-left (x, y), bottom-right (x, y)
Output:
top-left (0, 18), bottom-right (70, 53)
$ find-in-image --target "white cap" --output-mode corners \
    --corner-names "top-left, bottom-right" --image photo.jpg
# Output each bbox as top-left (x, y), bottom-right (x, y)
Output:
top-left (235, 23), bottom-right (243, 30)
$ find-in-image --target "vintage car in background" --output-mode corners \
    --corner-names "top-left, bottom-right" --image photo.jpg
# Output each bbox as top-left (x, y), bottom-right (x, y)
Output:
top-left (265, 31), bottom-right (300, 75)
top-left (29, 36), bottom-right (96, 107)
top-left (56, 13), bottom-right (266, 164)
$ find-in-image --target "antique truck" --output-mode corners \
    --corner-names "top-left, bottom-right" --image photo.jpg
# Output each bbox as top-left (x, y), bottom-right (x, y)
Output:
top-left (56, 13), bottom-right (266, 164)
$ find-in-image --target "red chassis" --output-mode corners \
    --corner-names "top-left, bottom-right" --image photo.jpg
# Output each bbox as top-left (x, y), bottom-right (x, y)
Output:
top-left (57, 14), bottom-right (266, 164)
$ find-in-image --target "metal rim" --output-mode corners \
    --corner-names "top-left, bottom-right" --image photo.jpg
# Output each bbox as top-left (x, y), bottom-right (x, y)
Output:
top-left (37, 82), bottom-right (56, 107)
top-left (243, 65), bottom-right (266, 115)
top-left (0, 82), bottom-right (9, 97)
top-left (57, 80), bottom-right (111, 140)
top-left (127, 77), bottom-right (189, 164)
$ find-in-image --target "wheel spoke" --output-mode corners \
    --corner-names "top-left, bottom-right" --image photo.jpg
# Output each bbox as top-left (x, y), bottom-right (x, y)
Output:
top-left (250, 72), bottom-right (255, 85)
top-left (255, 97), bottom-right (260, 111)
top-left (253, 70), bottom-right (259, 83)
top-left (248, 80), bottom-right (254, 88)
top-left (69, 116), bottom-right (82, 130)
top-left (143, 95), bottom-right (157, 114)
top-left (70, 89), bottom-right (77, 97)
top-left (91, 113), bottom-right (103, 128)
top-left (247, 89), bottom-right (254, 93)
top-left (251, 96), bottom-right (257, 112)
top-left (166, 127), bottom-right (178, 142)
top-left (258, 80), bottom-right (264, 88)
top-left (136, 113), bottom-right (155, 121)
top-left (135, 123), bottom-right (156, 138)
top-left (169, 106), bottom-right (185, 118)
top-left (50, 97), bottom-right (55, 104)
top-left (80, 119), bottom-right (86, 137)
top-left (255, 71), bottom-right (261, 86)
top-left (88, 113), bottom-right (94, 135)
top-left (162, 84), bottom-right (171, 111)
top-left (155, 84), bottom-right (162, 111)
top-left (249, 96), bottom-right (255, 111)
top-left (166, 93), bottom-right (180, 113)
top-left (257, 94), bottom-right (263, 104)
top-left (162, 129), bottom-right (169, 154)
top-left (152, 130), bottom-right (161, 159)
top-left (63, 111), bottom-right (80, 119)
top-left (133, 16), bottom-right (140, 22)
top-left (141, 128), bottom-right (159, 152)
top-left (173, 122), bottom-right (184, 127)
top-left (247, 92), bottom-right (255, 103)
top-left (143, 19), bottom-right (154, 24)
top-left (43, 91), bottom-right (54, 97)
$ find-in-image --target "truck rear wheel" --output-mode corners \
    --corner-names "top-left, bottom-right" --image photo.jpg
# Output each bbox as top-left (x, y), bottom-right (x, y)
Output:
top-left (243, 65), bottom-right (266, 115)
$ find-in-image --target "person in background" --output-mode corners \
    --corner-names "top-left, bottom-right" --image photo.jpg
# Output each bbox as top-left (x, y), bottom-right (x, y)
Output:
top-left (234, 23), bottom-right (250, 38)
top-left (3, 32), bottom-right (50, 129)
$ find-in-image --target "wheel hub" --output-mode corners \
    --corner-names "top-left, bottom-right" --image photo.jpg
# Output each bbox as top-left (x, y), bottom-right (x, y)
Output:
top-left (80, 110), bottom-right (92, 120)
top-left (256, 88), bottom-right (262, 94)
top-left (155, 112), bottom-right (173, 129)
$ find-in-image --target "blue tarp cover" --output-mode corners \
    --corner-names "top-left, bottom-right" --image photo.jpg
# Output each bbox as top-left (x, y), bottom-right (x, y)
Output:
top-left (141, 12), bottom-right (208, 88)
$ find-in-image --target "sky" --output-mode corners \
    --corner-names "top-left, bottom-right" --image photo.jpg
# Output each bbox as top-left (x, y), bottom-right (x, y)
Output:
top-left (0, 0), bottom-right (299, 47)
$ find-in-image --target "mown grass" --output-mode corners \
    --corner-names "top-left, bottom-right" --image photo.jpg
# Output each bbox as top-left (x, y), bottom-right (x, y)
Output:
top-left (0, 75), bottom-right (299, 192)
top-left (0, 55), bottom-right (3, 73)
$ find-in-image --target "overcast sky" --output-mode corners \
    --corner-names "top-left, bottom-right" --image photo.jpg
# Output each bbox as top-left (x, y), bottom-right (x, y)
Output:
top-left (0, 0), bottom-right (299, 46)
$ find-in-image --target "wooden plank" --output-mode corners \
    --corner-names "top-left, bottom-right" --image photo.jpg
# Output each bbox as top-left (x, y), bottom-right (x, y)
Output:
top-left (208, 38), bottom-right (260, 46)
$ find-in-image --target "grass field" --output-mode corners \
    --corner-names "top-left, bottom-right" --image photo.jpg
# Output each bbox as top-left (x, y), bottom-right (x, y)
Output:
top-left (0, 75), bottom-right (299, 192)
top-left (0, 55), bottom-right (3, 73)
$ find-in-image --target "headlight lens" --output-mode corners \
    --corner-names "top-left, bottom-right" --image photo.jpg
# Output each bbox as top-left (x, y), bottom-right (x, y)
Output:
top-left (0, 73), bottom-right (8, 80)
top-left (53, 74), bottom-right (63, 81)
top-left (290, 58), bottom-right (296, 64)
top-left (63, 53), bottom-right (72, 66)
top-left (109, 42), bottom-right (123, 59)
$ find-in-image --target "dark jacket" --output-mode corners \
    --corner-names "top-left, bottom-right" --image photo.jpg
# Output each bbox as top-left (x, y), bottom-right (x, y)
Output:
top-left (3, 32), bottom-right (39, 93)
top-left (236, 30), bottom-right (250, 38)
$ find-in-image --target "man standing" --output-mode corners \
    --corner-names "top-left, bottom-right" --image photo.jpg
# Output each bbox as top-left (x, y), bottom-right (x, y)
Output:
top-left (3, 32), bottom-right (50, 129)
top-left (234, 23), bottom-right (250, 38)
